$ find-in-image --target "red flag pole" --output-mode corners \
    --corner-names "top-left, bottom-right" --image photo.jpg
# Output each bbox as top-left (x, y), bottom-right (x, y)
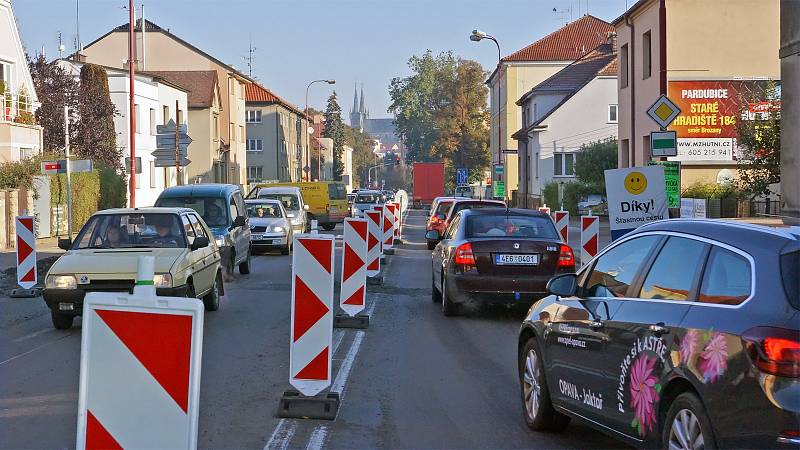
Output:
top-left (128, 0), bottom-right (136, 206)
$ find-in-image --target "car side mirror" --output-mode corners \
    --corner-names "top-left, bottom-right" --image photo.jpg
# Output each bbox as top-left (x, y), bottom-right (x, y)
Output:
top-left (436, 213), bottom-right (446, 220)
top-left (232, 215), bottom-right (246, 229)
top-left (304, 204), bottom-right (310, 211)
top-left (425, 230), bottom-right (440, 241)
top-left (191, 235), bottom-right (210, 250)
top-left (547, 273), bottom-right (578, 298)
top-left (58, 238), bottom-right (72, 251)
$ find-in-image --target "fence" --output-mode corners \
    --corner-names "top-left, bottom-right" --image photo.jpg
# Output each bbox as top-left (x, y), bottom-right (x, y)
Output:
top-left (682, 197), bottom-right (783, 219)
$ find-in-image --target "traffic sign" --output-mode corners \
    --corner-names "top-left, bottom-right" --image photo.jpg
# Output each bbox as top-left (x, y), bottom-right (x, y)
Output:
top-left (151, 148), bottom-right (188, 159)
top-left (493, 181), bottom-right (505, 198)
top-left (456, 168), bottom-right (468, 186)
top-left (554, 211), bottom-right (569, 242)
top-left (646, 95), bottom-right (681, 129)
top-left (650, 130), bottom-right (677, 157)
top-left (154, 158), bottom-right (191, 168)
top-left (156, 135), bottom-right (193, 149)
top-left (156, 120), bottom-right (188, 135)
top-left (15, 216), bottom-right (36, 289)
top-left (41, 159), bottom-right (93, 175)
top-left (365, 209), bottom-right (382, 277)
top-left (155, 119), bottom-right (193, 168)
top-left (340, 218), bottom-right (368, 317)
top-left (649, 160), bottom-right (681, 208)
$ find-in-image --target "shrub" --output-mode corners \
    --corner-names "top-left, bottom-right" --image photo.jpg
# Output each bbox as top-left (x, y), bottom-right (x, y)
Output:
top-left (681, 182), bottom-right (743, 199)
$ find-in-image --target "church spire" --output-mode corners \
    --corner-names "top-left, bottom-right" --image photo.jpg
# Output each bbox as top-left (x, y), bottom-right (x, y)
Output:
top-left (352, 82), bottom-right (359, 115)
top-left (359, 83), bottom-right (367, 115)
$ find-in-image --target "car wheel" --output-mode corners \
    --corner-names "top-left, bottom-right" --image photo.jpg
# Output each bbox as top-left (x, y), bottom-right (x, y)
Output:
top-left (51, 311), bottom-right (73, 330)
top-left (239, 248), bottom-right (252, 274)
top-left (281, 242), bottom-right (291, 255)
top-left (520, 337), bottom-right (570, 432)
top-left (427, 240), bottom-right (436, 250)
top-left (663, 392), bottom-right (716, 450)
top-left (203, 272), bottom-right (221, 311)
top-left (185, 282), bottom-right (196, 299)
top-left (431, 272), bottom-right (442, 303)
top-left (441, 274), bottom-right (458, 316)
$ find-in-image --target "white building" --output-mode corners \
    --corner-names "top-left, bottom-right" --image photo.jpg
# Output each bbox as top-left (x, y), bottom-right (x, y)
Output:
top-left (513, 42), bottom-right (618, 206)
top-left (59, 60), bottom-right (189, 206)
top-left (318, 137), bottom-right (354, 192)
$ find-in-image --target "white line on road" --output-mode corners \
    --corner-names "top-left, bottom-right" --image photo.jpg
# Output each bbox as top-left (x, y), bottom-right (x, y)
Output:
top-left (11, 328), bottom-right (53, 343)
top-left (0, 332), bottom-right (74, 366)
top-left (330, 330), bottom-right (364, 394)
top-left (304, 426), bottom-right (329, 450)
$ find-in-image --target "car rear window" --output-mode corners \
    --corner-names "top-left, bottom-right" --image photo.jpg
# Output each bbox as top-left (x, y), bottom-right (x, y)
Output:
top-left (780, 250), bottom-right (799, 310)
top-left (328, 183), bottom-right (347, 200)
top-left (466, 215), bottom-right (558, 239)
top-left (157, 197), bottom-right (228, 228)
top-left (356, 194), bottom-right (380, 203)
top-left (699, 246), bottom-right (752, 305)
top-left (451, 202), bottom-right (504, 217)
top-left (434, 201), bottom-right (453, 216)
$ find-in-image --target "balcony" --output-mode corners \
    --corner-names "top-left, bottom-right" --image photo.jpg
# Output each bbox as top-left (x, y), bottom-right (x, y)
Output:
top-left (0, 92), bottom-right (42, 162)
top-left (0, 93), bottom-right (37, 125)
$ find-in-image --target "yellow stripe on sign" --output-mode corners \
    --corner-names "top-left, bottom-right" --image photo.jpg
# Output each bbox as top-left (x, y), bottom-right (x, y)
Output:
top-left (655, 103), bottom-right (675, 121)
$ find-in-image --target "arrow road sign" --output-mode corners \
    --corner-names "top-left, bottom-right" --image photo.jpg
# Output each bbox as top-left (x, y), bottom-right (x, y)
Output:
top-left (41, 159), bottom-right (93, 175)
top-left (151, 148), bottom-right (188, 159)
top-left (646, 95), bottom-right (681, 130)
top-left (154, 118), bottom-right (192, 168)
top-left (154, 157), bottom-right (191, 168)
top-left (156, 135), bottom-right (193, 148)
top-left (156, 119), bottom-right (187, 135)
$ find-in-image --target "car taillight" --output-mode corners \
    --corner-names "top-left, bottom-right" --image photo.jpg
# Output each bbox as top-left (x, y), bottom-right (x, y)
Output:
top-left (454, 242), bottom-right (476, 266)
top-left (557, 244), bottom-right (575, 268)
top-left (742, 327), bottom-right (800, 378)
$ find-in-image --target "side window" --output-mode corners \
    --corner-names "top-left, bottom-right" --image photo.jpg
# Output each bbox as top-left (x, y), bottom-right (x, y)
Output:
top-left (444, 215), bottom-right (461, 239)
top-left (181, 215), bottom-right (196, 243)
top-left (638, 237), bottom-right (707, 301)
top-left (229, 196), bottom-right (239, 221)
top-left (234, 192), bottom-right (246, 216)
top-left (699, 247), bottom-right (752, 305)
top-left (584, 235), bottom-right (661, 298)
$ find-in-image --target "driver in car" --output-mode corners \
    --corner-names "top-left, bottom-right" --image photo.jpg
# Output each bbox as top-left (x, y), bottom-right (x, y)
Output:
top-left (151, 220), bottom-right (180, 247)
top-left (205, 203), bottom-right (226, 227)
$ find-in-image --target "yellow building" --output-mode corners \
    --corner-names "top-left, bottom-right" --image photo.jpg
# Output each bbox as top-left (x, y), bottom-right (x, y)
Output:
top-left (486, 15), bottom-right (613, 204)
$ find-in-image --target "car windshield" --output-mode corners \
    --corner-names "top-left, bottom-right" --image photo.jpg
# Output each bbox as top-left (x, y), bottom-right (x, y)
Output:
top-left (246, 203), bottom-right (283, 218)
top-left (259, 193), bottom-right (300, 211)
top-left (356, 194), bottom-right (381, 203)
top-left (466, 215), bottom-right (558, 239)
top-left (157, 197), bottom-right (229, 228)
top-left (73, 213), bottom-right (186, 249)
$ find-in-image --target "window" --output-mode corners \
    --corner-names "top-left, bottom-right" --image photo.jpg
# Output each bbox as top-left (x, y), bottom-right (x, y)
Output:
top-left (149, 108), bottom-right (156, 135)
top-left (247, 139), bottom-right (263, 152)
top-left (229, 196), bottom-right (239, 221)
top-left (553, 153), bottom-right (576, 176)
top-left (247, 166), bottom-right (263, 182)
top-left (190, 214), bottom-right (209, 238)
top-left (444, 215), bottom-right (461, 239)
top-left (239, 125), bottom-right (245, 143)
top-left (134, 104), bottom-right (141, 133)
top-left (177, 109), bottom-right (184, 125)
top-left (213, 115), bottom-right (219, 141)
top-left (181, 215), bottom-right (196, 242)
top-left (642, 31), bottom-right (652, 79)
top-left (533, 103), bottom-right (538, 122)
top-left (534, 152), bottom-right (539, 179)
top-left (699, 247), bottom-right (751, 305)
top-left (639, 237), bottom-right (707, 301)
top-left (466, 215), bottom-right (558, 239)
top-left (246, 110), bottom-right (262, 123)
top-left (19, 148), bottom-right (35, 159)
top-left (0, 61), bottom-right (13, 92)
top-left (608, 104), bottom-right (618, 123)
top-left (149, 161), bottom-right (157, 188)
top-left (620, 44), bottom-right (629, 88)
top-left (163, 105), bottom-right (169, 125)
top-left (584, 235), bottom-right (660, 298)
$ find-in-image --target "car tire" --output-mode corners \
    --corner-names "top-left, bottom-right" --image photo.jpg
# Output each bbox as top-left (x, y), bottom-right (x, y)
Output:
top-left (185, 282), bottom-right (196, 299)
top-left (281, 242), bottom-right (291, 255)
top-left (426, 240), bottom-right (436, 250)
top-left (519, 337), bottom-right (570, 432)
top-left (239, 248), bottom-right (252, 274)
top-left (662, 392), bottom-right (716, 450)
top-left (203, 272), bottom-right (221, 311)
top-left (431, 273), bottom-right (442, 303)
top-left (441, 275), bottom-right (458, 316)
top-left (51, 311), bottom-right (73, 330)
top-left (321, 223), bottom-right (336, 231)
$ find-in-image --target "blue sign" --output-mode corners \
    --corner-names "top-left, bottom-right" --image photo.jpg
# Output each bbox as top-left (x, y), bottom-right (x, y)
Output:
top-left (456, 168), bottom-right (468, 186)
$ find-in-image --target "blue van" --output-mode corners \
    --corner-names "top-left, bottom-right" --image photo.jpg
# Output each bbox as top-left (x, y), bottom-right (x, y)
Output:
top-left (155, 184), bottom-right (252, 274)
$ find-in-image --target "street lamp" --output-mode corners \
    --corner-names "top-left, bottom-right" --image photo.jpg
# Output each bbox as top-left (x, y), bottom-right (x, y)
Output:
top-left (470, 29), bottom-right (503, 198)
top-left (305, 79), bottom-right (335, 181)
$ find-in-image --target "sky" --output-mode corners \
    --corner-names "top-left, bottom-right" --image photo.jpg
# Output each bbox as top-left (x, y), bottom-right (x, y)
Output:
top-left (12, 0), bottom-right (629, 119)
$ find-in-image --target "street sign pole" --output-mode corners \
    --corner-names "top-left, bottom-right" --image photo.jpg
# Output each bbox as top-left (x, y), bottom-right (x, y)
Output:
top-left (63, 106), bottom-right (73, 240)
top-left (175, 100), bottom-right (182, 185)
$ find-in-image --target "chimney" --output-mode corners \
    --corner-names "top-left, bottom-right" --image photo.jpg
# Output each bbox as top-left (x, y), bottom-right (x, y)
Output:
top-left (607, 31), bottom-right (618, 52)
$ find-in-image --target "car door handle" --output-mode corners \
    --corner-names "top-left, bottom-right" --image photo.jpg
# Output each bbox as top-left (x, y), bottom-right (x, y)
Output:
top-left (590, 320), bottom-right (604, 330)
top-left (649, 323), bottom-right (670, 335)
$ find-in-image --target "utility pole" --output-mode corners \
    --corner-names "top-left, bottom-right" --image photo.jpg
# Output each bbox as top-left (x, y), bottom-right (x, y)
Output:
top-left (175, 100), bottom-right (182, 185)
top-left (128, 0), bottom-right (137, 206)
top-left (64, 106), bottom-right (73, 240)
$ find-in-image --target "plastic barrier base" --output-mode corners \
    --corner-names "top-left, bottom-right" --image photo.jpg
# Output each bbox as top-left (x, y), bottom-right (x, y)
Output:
top-left (334, 313), bottom-right (369, 329)
top-left (384, 248), bottom-right (395, 256)
top-left (9, 288), bottom-right (41, 298)
top-left (367, 275), bottom-right (383, 286)
top-left (277, 389), bottom-right (340, 420)
top-left (394, 238), bottom-right (403, 244)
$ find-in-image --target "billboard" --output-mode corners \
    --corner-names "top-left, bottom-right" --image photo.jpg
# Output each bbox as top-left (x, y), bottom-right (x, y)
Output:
top-left (604, 166), bottom-right (668, 241)
top-left (667, 80), bottom-right (779, 162)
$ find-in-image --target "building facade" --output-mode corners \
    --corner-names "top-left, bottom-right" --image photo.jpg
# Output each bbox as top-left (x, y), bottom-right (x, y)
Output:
top-left (614, 0), bottom-right (780, 188)
top-left (513, 43), bottom-right (618, 206)
top-left (78, 19), bottom-right (250, 189)
top-left (244, 83), bottom-right (308, 184)
top-left (781, 0), bottom-right (799, 224)
top-left (487, 15), bottom-right (614, 201)
top-left (0, 0), bottom-right (42, 163)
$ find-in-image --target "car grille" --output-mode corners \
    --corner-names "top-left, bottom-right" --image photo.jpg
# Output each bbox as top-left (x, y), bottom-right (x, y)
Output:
top-left (251, 226), bottom-right (268, 233)
top-left (82, 279), bottom-right (135, 293)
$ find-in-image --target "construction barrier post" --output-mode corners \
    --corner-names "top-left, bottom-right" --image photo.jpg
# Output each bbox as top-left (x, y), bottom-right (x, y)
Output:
top-left (382, 203), bottom-right (396, 255)
top-left (554, 210), bottom-right (569, 243)
top-left (365, 209), bottom-right (383, 285)
top-left (580, 215), bottom-right (599, 267)
top-left (10, 216), bottom-right (39, 297)
top-left (334, 218), bottom-right (369, 329)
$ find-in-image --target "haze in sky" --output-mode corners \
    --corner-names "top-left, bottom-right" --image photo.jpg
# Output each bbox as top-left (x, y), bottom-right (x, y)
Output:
top-left (13, 0), bottom-right (628, 118)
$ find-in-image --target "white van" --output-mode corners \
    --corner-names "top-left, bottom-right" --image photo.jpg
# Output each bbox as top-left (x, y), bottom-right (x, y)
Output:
top-left (253, 186), bottom-right (309, 233)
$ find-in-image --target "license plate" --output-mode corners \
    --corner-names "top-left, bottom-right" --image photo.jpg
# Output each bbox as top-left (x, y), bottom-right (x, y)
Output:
top-left (59, 302), bottom-right (74, 311)
top-left (495, 254), bottom-right (539, 265)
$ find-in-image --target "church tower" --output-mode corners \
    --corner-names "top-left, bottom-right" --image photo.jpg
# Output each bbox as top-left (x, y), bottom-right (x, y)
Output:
top-left (349, 82), bottom-right (369, 131)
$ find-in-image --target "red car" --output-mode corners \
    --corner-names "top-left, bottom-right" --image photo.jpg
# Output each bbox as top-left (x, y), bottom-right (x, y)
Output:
top-left (426, 197), bottom-right (460, 250)
top-left (427, 198), bottom-right (505, 250)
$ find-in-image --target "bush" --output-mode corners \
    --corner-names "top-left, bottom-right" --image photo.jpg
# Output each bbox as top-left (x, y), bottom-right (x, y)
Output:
top-left (681, 182), bottom-right (743, 199)
top-left (0, 158), bottom-right (40, 190)
top-left (98, 164), bottom-right (127, 209)
top-left (50, 166), bottom-right (127, 231)
top-left (542, 182), bottom-right (559, 209)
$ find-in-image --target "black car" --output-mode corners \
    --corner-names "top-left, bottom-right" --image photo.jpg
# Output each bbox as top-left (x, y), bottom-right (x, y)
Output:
top-left (518, 219), bottom-right (800, 449)
top-left (428, 208), bottom-right (575, 316)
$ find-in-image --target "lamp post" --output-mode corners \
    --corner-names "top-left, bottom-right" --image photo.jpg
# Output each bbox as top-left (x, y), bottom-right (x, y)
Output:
top-left (305, 79), bottom-right (335, 181)
top-left (470, 29), bottom-right (503, 199)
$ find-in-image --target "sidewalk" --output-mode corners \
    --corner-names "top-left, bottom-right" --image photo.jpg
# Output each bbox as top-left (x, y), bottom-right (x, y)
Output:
top-left (0, 237), bottom-right (63, 271)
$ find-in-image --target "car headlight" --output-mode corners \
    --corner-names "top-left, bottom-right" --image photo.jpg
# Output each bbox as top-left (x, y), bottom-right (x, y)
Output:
top-left (271, 226), bottom-right (285, 233)
top-left (46, 275), bottom-right (76, 289)
top-left (214, 236), bottom-right (225, 247)
top-left (153, 273), bottom-right (173, 288)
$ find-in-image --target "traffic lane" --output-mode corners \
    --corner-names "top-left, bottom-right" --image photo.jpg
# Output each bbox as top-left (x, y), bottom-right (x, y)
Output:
top-left (325, 210), bottom-right (621, 449)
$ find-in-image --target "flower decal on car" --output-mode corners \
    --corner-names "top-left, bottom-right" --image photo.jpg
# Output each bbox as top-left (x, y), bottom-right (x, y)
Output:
top-left (679, 329), bottom-right (699, 365)
top-left (698, 332), bottom-right (728, 382)
top-left (629, 354), bottom-right (661, 437)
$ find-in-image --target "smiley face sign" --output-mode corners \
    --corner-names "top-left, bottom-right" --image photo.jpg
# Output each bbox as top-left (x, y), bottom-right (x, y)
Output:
top-left (624, 172), bottom-right (648, 195)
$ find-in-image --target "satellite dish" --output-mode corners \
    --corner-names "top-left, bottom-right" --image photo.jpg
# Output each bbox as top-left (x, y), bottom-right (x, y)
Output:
top-left (307, 126), bottom-right (315, 134)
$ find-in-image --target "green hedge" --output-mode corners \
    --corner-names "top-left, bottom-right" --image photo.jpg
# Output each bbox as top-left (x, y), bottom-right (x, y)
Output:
top-left (681, 181), bottom-right (743, 199)
top-left (50, 164), bottom-right (127, 231)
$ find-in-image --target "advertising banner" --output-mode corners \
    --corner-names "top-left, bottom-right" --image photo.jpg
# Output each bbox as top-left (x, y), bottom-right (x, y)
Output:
top-left (647, 161), bottom-right (680, 208)
top-left (667, 80), bottom-right (778, 162)
top-left (605, 166), bottom-right (668, 240)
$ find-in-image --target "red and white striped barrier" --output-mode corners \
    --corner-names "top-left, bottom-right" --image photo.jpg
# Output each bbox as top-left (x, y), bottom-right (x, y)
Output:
top-left (16, 216), bottom-right (36, 289)
top-left (392, 202), bottom-right (402, 242)
top-left (340, 218), bottom-right (367, 317)
top-left (538, 205), bottom-right (551, 216)
top-left (581, 215), bottom-right (599, 266)
top-left (77, 256), bottom-right (204, 449)
top-left (365, 209), bottom-right (382, 277)
top-left (290, 235), bottom-right (334, 396)
top-left (382, 203), bottom-right (396, 249)
top-left (554, 210), bottom-right (569, 243)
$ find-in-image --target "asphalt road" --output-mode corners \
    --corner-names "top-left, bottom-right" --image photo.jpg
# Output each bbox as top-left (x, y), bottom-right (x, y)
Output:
top-left (0, 211), bottom-right (621, 449)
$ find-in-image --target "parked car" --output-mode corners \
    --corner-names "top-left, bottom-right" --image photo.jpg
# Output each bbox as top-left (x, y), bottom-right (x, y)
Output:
top-left (426, 196), bottom-right (460, 250)
top-left (427, 198), bottom-right (506, 247)
top-left (428, 208), bottom-right (574, 316)
top-left (517, 219), bottom-right (800, 449)
top-left (155, 184), bottom-right (251, 274)
top-left (251, 186), bottom-right (309, 234)
top-left (245, 199), bottom-right (293, 255)
top-left (43, 208), bottom-right (223, 329)
top-left (352, 190), bottom-right (385, 218)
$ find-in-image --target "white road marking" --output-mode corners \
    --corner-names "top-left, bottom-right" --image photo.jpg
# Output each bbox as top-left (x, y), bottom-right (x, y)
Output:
top-left (304, 426), bottom-right (329, 450)
top-left (330, 331), bottom-right (364, 394)
top-left (0, 333), bottom-right (74, 366)
top-left (11, 328), bottom-right (53, 343)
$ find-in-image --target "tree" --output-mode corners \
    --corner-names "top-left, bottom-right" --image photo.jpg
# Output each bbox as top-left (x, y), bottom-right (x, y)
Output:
top-left (28, 54), bottom-right (79, 152)
top-left (322, 92), bottom-right (345, 181)
top-left (345, 124), bottom-right (376, 187)
top-left (736, 82), bottom-right (781, 198)
top-left (574, 138), bottom-right (618, 192)
top-left (76, 64), bottom-right (120, 169)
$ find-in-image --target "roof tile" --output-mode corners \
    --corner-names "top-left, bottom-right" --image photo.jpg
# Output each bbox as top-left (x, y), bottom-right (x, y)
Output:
top-left (145, 70), bottom-right (218, 108)
top-left (245, 84), bottom-right (306, 118)
top-left (504, 15), bottom-right (614, 62)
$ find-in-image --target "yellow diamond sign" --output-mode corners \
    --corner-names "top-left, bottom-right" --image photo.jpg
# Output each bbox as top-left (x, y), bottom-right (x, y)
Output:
top-left (647, 95), bottom-right (681, 129)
